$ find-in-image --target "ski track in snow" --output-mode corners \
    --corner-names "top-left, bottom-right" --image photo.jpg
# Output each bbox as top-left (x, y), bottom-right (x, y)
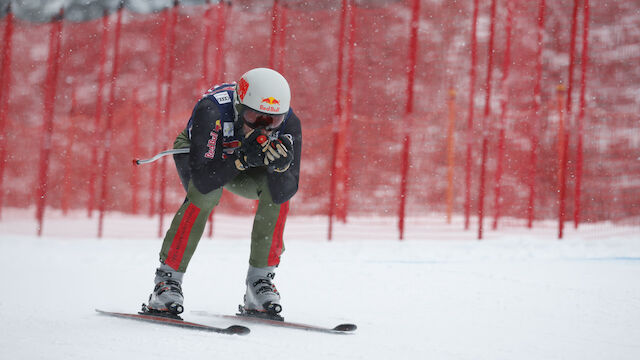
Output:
top-left (1, 212), bottom-right (640, 360)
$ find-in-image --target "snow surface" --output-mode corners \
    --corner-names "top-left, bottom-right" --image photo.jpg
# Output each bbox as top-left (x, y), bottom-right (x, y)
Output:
top-left (1, 210), bottom-right (640, 360)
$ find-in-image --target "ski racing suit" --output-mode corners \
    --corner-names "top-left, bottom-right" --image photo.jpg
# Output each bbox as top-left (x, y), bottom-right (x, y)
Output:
top-left (158, 83), bottom-right (302, 272)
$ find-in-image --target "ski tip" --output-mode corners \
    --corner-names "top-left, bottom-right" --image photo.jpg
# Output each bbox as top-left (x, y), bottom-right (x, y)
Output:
top-left (333, 323), bottom-right (357, 332)
top-left (226, 325), bottom-right (251, 335)
top-left (96, 308), bottom-right (119, 316)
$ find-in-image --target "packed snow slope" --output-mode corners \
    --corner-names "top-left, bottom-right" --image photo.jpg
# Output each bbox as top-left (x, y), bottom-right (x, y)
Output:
top-left (1, 214), bottom-right (639, 360)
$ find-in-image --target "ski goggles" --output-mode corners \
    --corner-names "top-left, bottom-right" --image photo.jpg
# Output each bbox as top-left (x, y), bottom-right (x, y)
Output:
top-left (240, 105), bottom-right (286, 131)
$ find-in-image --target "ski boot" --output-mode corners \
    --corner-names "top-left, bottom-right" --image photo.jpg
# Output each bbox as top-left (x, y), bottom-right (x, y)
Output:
top-left (238, 265), bottom-right (283, 321)
top-left (143, 264), bottom-right (185, 318)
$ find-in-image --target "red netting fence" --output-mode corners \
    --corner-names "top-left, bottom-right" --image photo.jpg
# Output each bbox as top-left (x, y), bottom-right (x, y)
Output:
top-left (0, 0), bottom-right (638, 238)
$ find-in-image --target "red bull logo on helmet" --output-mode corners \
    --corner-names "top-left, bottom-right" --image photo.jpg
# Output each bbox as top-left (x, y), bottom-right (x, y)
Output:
top-left (260, 97), bottom-right (281, 113)
top-left (261, 97), bottom-right (280, 105)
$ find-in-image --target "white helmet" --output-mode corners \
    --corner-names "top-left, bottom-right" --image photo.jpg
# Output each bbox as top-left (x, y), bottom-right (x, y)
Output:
top-left (235, 68), bottom-right (291, 131)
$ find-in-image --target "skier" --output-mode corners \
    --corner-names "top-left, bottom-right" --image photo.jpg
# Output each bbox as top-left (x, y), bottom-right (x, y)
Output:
top-left (145, 68), bottom-right (301, 320)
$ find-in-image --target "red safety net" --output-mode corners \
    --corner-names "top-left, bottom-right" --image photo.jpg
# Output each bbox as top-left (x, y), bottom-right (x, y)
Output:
top-left (0, 0), bottom-right (638, 237)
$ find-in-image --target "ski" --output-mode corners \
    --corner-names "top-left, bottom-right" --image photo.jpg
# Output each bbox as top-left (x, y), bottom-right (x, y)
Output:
top-left (192, 309), bottom-right (357, 335)
top-left (95, 308), bottom-right (250, 335)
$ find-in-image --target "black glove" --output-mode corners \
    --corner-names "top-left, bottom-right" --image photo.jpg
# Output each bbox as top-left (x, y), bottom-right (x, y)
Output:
top-left (261, 134), bottom-right (294, 173)
top-left (235, 130), bottom-right (268, 170)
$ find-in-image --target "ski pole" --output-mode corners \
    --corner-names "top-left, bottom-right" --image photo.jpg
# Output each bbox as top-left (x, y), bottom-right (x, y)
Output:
top-left (133, 148), bottom-right (190, 165)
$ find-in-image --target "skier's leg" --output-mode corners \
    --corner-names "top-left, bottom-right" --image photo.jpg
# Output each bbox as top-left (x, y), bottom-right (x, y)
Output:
top-left (148, 180), bottom-right (221, 313)
top-left (159, 179), bottom-right (222, 272)
top-left (224, 170), bottom-right (289, 315)
top-left (224, 169), bottom-right (289, 267)
top-left (147, 130), bottom-right (220, 314)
